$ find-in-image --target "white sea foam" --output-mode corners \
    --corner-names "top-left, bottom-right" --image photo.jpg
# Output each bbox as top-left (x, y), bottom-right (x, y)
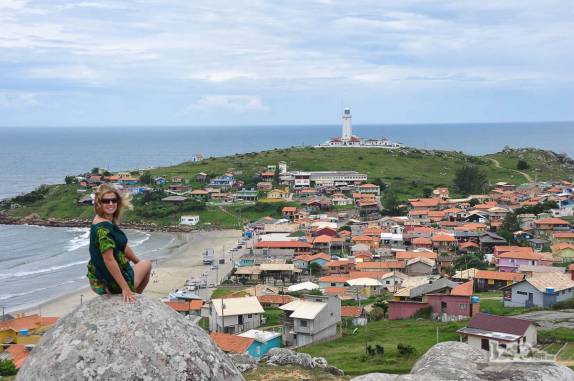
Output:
top-left (0, 260), bottom-right (87, 280)
top-left (131, 232), bottom-right (151, 248)
top-left (66, 228), bottom-right (90, 252)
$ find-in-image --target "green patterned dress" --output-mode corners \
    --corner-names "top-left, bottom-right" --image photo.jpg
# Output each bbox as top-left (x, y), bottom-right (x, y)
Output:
top-left (87, 221), bottom-right (135, 295)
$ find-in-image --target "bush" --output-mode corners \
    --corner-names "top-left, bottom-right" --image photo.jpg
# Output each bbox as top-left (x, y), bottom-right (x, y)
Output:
top-left (375, 344), bottom-right (385, 356)
top-left (369, 307), bottom-right (386, 321)
top-left (397, 343), bottom-right (416, 357)
top-left (12, 184), bottom-right (50, 204)
top-left (0, 359), bottom-right (17, 376)
top-left (552, 298), bottom-right (574, 310)
top-left (517, 159), bottom-right (530, 170)
top-left (412, 306), bottom-right (432, 319)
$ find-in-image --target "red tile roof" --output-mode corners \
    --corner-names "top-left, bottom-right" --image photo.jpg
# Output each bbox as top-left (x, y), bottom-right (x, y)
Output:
top-left (341, 306), bottom-right (363, 318)
top-left (352, 235), bottom-right (374, 242)
top-left (356, 261), bottom-right (405, 270)
top-left (164, 300), bottom-right (203, 312)
top-left (498, 251), bottom-right (544, 260)
top-left (467, 313), bottom-right (533, 336)
top-left (412, 237), bottom-right (432, 245)
top-left (459, 241), bottom-right (480, 249)
top-left (0, 315), bottom-right (58, 332)
top-left (257, 294), bottom-right (295, 305)
top-left (210, 332), bottom-right (254, 353)
top-left (255, 241), bottom-right (312, 249)
top-left (534, 218), bottom-right (570, 225)
top-left (396, 251), bottom-right (437, 260)
top-left (475, 270), bottom-right (524, 282)
top-left (282, 206), bottom-right (297, 213)
top-left (432, 234), bottom-right (456, 242)
top-left (451, 280), bottom-right (473, 296)
top-left (553, 232), bottom-right (574, 238)
top-left (323, 286), bottom-right (347, 296)
top-left (409, 198), bottom-right (441, 208)
top-left (6, 344), bottom-right (28, 369)
top-left (319, 275), bottom-right (351, 283)
top-left (314, 235), bottom-right (333, 244)
top-left (349, 270), bottom-right (388, 279)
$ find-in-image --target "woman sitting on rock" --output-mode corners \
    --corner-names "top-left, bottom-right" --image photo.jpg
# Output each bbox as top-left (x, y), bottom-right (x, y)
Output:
top-left (87, 184), bottom-right (152, 302)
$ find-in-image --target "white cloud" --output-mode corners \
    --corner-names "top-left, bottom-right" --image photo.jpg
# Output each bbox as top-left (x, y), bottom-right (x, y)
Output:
top-left (0, 92), bottom-right (38, 108)
top-left (187, 95), bottom-right (269, 112)
top-left (0, 0), bottom-right (25, 10)
top-left (23, 65), bottom-right (107, 84)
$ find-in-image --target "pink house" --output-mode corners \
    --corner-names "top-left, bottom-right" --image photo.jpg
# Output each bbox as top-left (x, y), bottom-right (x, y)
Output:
top-left (496, 251), bottom-right (549, 272)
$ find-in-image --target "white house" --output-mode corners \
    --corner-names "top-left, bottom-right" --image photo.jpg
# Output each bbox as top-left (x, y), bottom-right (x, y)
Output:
top-left (501, 272), bottom-right (574, 308)
top-left (180, 215), bottom-right (200, 225)
top-left (279, 294), bottom-right (341, 347)
top-left (209, 296), bottom-right (264, 334)
top-left (457, 313), bottom-right (537, 355)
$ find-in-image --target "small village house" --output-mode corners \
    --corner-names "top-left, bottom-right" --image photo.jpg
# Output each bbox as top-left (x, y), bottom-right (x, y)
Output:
top-left (164, 299), bottom-right (203, 316)
top-left (180, 215), bottom-right (200, 226)
top-left (501, 272), bottom-right (574, 308)
top-left (473, 270), bottom-right (524, 291)
top-left (340, 306), bottom-right (367, 326)
top-left (210, 330), bottom-right (281, 359)
top-left (209, 296), bottom-right (264, 334)
top-left (279, 294), bottom-right (341, 347)
top-left (457, 313), bottom-right (537, 355)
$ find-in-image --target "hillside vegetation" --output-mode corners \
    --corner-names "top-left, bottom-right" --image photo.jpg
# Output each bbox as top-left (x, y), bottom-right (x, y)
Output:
top-left (3, 147), bottom-right (574, 227)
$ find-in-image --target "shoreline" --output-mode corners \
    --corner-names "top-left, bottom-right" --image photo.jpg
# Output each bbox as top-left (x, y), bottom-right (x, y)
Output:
top-left (18, 229), bottom-right (243, 318)
top-left (0, 213), bottom-right (214, 233)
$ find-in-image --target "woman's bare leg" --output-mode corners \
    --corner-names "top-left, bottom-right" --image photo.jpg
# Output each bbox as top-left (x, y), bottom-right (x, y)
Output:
top-left (134, 260), bottom-right (152, 293)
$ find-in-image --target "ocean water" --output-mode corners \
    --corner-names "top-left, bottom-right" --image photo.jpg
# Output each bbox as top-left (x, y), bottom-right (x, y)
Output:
top-left (1, 121), bottom-right (573, 312)
top-left (0, 224), bottom-right (180, 313)
top-left (1, 122), bottom-right (573, 199)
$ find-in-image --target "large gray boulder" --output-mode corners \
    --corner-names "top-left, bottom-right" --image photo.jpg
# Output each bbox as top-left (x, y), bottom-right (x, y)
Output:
top-left (17, 295), bottom-right (244, 381)
top-left (350, 341), bottom-right (574, 381)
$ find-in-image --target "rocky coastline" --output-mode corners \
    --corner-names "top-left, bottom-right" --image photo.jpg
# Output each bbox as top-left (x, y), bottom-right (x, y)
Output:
top-left (0, 212), bottom-right (207, 233)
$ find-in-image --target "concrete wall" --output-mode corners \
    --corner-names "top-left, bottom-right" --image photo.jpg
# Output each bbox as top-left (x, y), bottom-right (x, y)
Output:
top-left (209, 312), bottom-right (261, 333)
top-left (388, 301), bottom-right (429, 320)
top-left (406, 262), bottom-right (433, 275)
top-left (426, 294), bottom-right (471, 320)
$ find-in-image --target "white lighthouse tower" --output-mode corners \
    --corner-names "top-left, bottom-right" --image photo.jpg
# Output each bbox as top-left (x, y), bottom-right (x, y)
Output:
top-left (341, 108), bottom-right (352, 141)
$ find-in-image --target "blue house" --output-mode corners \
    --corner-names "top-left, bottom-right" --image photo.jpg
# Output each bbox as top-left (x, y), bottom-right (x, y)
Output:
top-left (211, 330), bottom-right (281, 360)
top-left (210, 174), bottom-right (236, 188)
top-left (238, 330), bottom-right (282, 359)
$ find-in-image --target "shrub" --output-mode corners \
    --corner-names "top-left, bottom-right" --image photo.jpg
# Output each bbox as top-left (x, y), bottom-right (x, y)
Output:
top-left (375, 344), bottom-right (385, 356)
top-left (552, 298), bottom-right (574, 310)
top-left (517, 159), bottom-right (530, 170)
top-left (366, 345), bottom-right (375, 356)
top-left (0, 359), bottom-right (17, 376)
top-left (369, 307), bottom-right (386, 321)
top-left (412, 306), bottom-right (432, 319)
top-left (397, 343), bottom-right (416, 357)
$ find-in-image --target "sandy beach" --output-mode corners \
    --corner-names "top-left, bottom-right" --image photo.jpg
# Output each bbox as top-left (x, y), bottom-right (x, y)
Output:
top-left (22, 229), bottom-right (243, 318)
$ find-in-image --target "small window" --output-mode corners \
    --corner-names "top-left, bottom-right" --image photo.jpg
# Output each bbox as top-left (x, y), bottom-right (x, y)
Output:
top-left (460, 304), bottom-right (467, 310)
top-left (517, 291), bottom-right (528, 296)
top-left (300, 320), bottom-right (307, 327)
top-left (248, 314), bottom-right (252, 318)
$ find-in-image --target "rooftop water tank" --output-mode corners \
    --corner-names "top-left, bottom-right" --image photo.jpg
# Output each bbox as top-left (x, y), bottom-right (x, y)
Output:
top-left (471, 296), bottom-right (480, 304)
top-left (546, 287), bottom-right (555, 294)
top-left (19, 329), bottom-right (29, 336)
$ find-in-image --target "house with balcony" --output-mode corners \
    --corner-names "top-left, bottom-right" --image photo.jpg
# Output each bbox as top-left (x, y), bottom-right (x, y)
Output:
top-left (209, 174), bottom-right (236, 189)
top-left (279, 294), bottom-right (341, 347)
top-left (533, 217), bottom-right (570, 236)
top-left (208, 296), bottom-right (264, 334)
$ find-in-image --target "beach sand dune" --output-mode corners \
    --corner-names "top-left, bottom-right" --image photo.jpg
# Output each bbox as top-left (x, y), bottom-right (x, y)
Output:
top-left (23, 229), bottom-right (242, 318)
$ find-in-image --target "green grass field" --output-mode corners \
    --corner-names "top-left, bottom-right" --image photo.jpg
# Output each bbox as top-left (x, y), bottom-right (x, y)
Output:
top-left (478, 299), bottom-right (540, 316)
top-left (558, 343), bottom-right (574, 361)
top-left (299, 319), bottom-right (467, 375)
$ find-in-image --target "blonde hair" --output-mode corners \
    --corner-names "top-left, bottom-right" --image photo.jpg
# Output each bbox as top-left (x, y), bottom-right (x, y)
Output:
top-left (94, 183), bottom-right (132, 224)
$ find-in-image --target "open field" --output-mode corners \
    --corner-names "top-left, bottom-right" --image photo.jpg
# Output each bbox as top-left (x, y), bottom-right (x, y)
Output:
top-left (299, 319), bottom-right (466, 376)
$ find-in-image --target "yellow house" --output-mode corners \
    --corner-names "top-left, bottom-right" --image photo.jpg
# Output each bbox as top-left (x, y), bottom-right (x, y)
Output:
top-left (267, 188), bottom-right (290, 200)
top-left (551, 243), bottom-right (574, 262)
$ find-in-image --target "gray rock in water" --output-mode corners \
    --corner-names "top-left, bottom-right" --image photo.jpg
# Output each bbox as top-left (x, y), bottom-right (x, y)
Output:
top-left (350, 341), bottom-right (574, 381)
top-left (17, 295), bottom-right (244, 381)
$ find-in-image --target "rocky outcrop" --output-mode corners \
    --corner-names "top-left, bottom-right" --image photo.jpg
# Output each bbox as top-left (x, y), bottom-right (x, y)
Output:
top-left (350, 341), bottom-right (574, 381)
top-left (267, 348), bottom-right (344, 376)
top-left (17, 296), bottom-right (244, 381)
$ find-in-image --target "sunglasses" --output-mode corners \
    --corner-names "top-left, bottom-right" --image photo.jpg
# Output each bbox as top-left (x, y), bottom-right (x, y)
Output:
top-left (101, 198), bottom-right (118, 204)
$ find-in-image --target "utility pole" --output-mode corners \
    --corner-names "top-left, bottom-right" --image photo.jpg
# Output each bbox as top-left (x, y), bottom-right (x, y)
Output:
top-left (2, 306), bottom-right (5, 321)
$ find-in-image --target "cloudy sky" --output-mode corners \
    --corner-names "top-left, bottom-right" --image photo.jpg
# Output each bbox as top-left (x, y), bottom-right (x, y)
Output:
top-left (0, 0), bottom-right (573, 126)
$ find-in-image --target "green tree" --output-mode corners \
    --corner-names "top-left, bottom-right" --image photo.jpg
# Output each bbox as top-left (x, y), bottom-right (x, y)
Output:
top-left (382, 190), bottom-right (400, 216)
top-left (0, 359), bottom-right (17, 376)
top-left (453, 165), bottom-right (489, 195)
top-left (90, 167), bottom-right (100, 174)
top-left (452, 253), bottom-right (489, 271)
top-left (422, 187), bottom-right (433, 198)
top-left (309, 262), bottom-right (322, 276)
top-left (139, 173), bottom-right (153, 185)
top-left (64, 175), bottom-right (77, 184)
top-left (273, 166), bottom-right (280, 184)
top-left (498, 212), bottom-right (520, 242)
top-left (516, 159), bottom-right (530, 170)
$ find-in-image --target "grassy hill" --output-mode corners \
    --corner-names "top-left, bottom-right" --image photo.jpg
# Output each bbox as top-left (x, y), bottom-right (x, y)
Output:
top-left (3, 147), bottom-right (574, 228)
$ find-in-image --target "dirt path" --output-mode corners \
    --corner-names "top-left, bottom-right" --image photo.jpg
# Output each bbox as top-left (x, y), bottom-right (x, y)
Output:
top-left (487, 158), bottom-right (533, 182)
